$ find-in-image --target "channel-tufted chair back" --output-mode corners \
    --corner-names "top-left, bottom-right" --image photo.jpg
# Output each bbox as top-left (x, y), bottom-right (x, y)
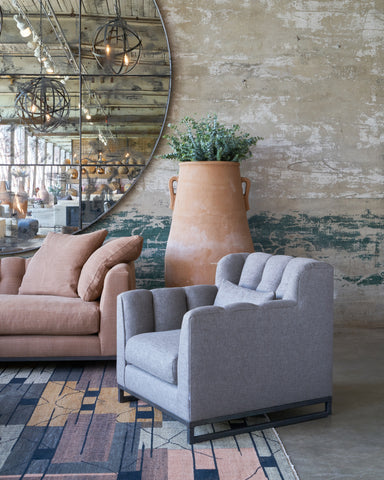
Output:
top-left (117, 251), bottom-right (334, 444)
top-left (215, 251), bottom-right (330, 302)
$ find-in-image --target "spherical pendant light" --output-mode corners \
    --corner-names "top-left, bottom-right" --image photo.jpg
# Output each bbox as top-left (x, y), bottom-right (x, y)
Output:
top-left (15, 77), bottom-right (70, 132)
top-left (92, 5), bottom-right (142, 75)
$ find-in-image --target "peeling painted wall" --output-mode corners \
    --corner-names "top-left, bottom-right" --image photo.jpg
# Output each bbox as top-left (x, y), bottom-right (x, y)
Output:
top-left (98, 0), bottom-right (383, 326)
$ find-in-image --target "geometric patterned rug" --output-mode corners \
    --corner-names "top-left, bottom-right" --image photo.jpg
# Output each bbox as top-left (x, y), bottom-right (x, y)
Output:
top-left (0, 362), bottom-right (300, 480)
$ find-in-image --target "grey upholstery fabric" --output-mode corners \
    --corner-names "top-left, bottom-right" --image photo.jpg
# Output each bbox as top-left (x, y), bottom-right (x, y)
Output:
top-left (152, 288), bottom-right (188, 331)
top-left (117, 252), bottom-right (334, 428)
top-left (214, 280), bottom-right (274, 307)
top-left (184, 285), bottom-right (217, 310)
top-left (215, 252), bottom-right (249, 286)
top-left (238, 252), bottom-right (272, 289)
top-left (126, 330), bottom-right (180, 385)
top-left (256, 254), bottom-right (293, 292)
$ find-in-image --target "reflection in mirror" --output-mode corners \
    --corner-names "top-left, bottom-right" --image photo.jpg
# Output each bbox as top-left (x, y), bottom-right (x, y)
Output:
top-left (0, 0), bottom-right (171, 253)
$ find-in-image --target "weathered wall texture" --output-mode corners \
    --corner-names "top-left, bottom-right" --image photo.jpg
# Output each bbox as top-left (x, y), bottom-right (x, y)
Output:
top-left (99, 0), bottom-right (384, 326)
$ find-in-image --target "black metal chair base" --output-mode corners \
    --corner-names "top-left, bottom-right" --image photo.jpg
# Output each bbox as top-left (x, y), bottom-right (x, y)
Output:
top-left (118, 388), bottom-right (138, 403)
top-left (118, 385), bottom-right (331, 445)
top-left (187, 397), bottom-right (332, 444)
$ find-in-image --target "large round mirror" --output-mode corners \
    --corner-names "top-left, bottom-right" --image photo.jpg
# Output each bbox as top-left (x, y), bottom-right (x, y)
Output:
top-left (0, 0), bottom-right (171, 254)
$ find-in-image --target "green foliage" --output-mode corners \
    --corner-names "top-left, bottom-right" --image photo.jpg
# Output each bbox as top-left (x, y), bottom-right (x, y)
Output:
top-left (48, 183), bottom-right (62, 197)
top-left (162, 114), bottom-right (263, 162)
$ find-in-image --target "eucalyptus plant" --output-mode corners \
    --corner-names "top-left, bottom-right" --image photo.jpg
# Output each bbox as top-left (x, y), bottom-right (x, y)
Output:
top-left (162, 114), bottom-right (263, 162)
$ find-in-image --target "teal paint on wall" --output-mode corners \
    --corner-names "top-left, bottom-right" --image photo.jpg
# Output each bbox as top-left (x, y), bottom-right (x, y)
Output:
top-left (249, 211), bottom-right (383, 253)
top-left (94, 208), bottom-right (383, 289)
top-left (94, 208), bottom-right (171, 289)
top-left (249, 211), bottom-right (384, 286)
top-left (354, 273), bottom-right (384, 286)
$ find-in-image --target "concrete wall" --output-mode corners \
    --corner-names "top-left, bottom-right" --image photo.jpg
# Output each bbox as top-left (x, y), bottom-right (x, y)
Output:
top-left (98, 0), bottom-right (384, 326)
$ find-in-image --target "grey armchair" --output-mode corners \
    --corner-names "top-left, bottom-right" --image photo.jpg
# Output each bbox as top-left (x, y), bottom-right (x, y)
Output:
top-left (117, 252), bottom-right (334, 444)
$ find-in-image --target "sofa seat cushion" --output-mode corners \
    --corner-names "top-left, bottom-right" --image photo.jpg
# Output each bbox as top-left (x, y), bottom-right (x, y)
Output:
top-left (0, 295), bottom-right (100, 335)
top-left (126, 330), bottom-right (180, 385)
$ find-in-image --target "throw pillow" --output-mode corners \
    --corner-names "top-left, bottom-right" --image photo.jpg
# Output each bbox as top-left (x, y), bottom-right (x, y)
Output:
top-left (77, 235), bottom-right (144, 301)
top-left (19, 229), bottom-right (108, 298)
top-left (214, 280), bottom-right (274, 307)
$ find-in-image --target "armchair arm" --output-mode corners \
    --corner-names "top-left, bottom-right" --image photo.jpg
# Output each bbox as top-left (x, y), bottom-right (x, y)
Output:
top-left (117, 285), bottom-right (218, 340)
top-left (99, 262), bottom-right (136, 356)
top-left (116, 284), bottom-right (218, 386)
top-left (183, 285), bottom-right (218, 310)
top-left (178, 300), bottom-right (332, 422)
top-left (0, 257), bottom-right (27, 294)
top-left (117, 289), bottom-right (155, 341)
top-left (117, 288), bottom-right (156, 386)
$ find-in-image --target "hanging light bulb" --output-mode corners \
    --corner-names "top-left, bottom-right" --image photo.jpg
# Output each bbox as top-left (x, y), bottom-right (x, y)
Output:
top-left (34, 45), bottom-right (47, 63)
top-left (13, 14), bottom-right (32, 38)
top-left (15, 77), bottom-right (70, 133)
top-left (60, 76), bottom-right (70, 85)
top-left (92, 0), bottom-right (142, 75)
top-left (44, 60), bottom-right (54, 74)
top-left (27, 33), bottom-right (40, 50)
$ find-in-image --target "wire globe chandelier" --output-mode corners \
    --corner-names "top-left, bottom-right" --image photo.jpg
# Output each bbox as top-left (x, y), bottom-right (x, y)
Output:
top-left (92, 0), bottom-right (142, 75)
top-left (15, 76), bottom-right (70, 133)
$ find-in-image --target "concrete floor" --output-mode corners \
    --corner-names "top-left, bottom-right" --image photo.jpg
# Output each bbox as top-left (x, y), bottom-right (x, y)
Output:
top-left (277, 327), bottom-right (384, 480)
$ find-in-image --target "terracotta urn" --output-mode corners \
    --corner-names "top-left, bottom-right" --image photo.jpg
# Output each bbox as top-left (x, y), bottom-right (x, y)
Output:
top-left (165, 161), bottom-right (254, 287)
top-left (38, 184), bottom-right (50, 204)
top-left (0, 181), bottom-right (12, 210)
top-left (13, 180), bottom-right (28, 219)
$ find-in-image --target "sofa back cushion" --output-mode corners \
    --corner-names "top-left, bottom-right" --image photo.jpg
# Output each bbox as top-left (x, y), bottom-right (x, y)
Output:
top-left (77, 235), bottom-right (143, 301)
top-left (0, 257), bottom-right (27, 294)
top-left (19, 229), bottom-right (107, 298)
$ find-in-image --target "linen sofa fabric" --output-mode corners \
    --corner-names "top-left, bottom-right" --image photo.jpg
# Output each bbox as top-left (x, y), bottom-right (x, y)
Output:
top-left (0, 295), bottom-right (99, 335)
top-left (0, 232), bottom-right (141, 359)
top-left (78, 235), bottom-right (143, 301)
top-left (117, 252), bottom-right (334, 442)
top-left (0, 257), bottom-right (26, 294)
top-left (98, 262), bottom-right (136, 356)
top-left (19, 229), bottom-right (107, 297)
top-left (0, 335), bottom-right (102, 358)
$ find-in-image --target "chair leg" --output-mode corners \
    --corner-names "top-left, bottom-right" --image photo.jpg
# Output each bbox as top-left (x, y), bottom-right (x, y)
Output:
top-left (118, 387), bottom-right (138, 403)
top-left (187, 425), bottom-right (195, 444)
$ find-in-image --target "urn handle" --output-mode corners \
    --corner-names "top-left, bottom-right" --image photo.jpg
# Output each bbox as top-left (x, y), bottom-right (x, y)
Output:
top-left (168, 176), bottom-right (178, 210)
top-left (241, 177), bottom-right (251, 211)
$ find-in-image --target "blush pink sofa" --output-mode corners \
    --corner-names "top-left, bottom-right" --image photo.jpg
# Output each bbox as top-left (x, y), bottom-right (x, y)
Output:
top-left (0, 230), bottom-right (143, 360)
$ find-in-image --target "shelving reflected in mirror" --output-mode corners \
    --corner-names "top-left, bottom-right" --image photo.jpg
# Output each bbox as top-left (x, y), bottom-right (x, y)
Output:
top-left (0, 0), bottom-right (171, 254)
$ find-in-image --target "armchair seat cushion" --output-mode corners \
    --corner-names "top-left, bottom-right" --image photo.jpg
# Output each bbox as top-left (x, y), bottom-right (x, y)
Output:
top-left (126, 330), bottom-right (180, 385)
